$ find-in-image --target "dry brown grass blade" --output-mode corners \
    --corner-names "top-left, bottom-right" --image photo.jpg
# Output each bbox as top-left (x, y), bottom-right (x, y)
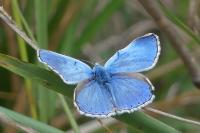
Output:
top-left (149, 90), bottom-right (200, 114)
top-left (138, 0), bottom-right (200, 88)
top-left (49, 1), bottom-right (84, 50)
top-left (145, 107), bottom-right (200, 126)
top-left (0, 6), bottom-right (38, 50)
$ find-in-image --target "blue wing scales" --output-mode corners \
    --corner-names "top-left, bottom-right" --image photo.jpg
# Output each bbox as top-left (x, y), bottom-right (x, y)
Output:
top-left (38, 49), bottom-right (92, 84)
top-left (109, 73), bottom-right (154, 113)
top-left (104, 33), bottom-right (160, 74)
top-left (74, 80), bottom-right (114, 117)
top-left (74, 73), bottom-right (154, 117)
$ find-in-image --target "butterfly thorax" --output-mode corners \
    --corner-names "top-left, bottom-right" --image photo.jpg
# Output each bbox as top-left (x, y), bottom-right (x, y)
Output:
top-left (93, 64), bottom-right (111, 84)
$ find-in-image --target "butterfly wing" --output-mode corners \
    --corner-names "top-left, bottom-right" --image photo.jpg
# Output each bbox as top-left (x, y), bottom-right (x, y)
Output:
top-left (104, 33), bottom-right (160, 74)
top-left (74, 80), bottom-right (114, 117)
top-left (38, 49), bottom-right (92, 84)
top-left (109, 73), bottom-right (154, 113)
top-left (74, 73), bottom-right (154, 117)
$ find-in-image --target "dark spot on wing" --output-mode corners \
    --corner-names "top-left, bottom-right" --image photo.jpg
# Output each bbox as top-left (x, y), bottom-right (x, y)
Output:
top-left (74, 61), bottom-right (79, 70)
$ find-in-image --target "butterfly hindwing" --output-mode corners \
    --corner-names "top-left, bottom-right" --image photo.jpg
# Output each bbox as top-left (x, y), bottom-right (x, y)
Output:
top-left (74, 80), bottom-right (114, 117)
top-left (74, 72), bottom-right (154, 117)
top-left (109, 73), bottom-right (154, 113)
top-left (104, 33), bottom-right (160, 74)
top-left (38, 49), bottom-right (92, 84)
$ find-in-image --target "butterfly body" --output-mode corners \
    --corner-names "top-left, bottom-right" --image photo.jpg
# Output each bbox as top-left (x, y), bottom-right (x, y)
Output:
top-left (37, 33), bottom-right (160, 118)
top-left (93, 64), bottom-right (111, 84)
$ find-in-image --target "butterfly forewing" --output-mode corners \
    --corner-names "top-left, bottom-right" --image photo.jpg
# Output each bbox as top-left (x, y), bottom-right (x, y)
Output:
top-left (38, 49), bottom-right (92, 84)
top-left (104, 33), bottom-right (160, 74)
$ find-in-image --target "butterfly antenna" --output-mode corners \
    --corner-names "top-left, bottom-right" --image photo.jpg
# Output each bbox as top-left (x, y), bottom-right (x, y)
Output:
top-left (97, 119), bottom-right (113, 133)
top-left (145, 107), bottom-right (200, 126)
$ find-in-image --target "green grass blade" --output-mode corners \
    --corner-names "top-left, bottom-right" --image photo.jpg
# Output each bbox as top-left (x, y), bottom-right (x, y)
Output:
top-left (59, 14), bottom-right (81, 54)
top-left (35, 0), bottom-right (48, 49)
top-left (35, 0), bottom-right (57, 122)
top-left (72, 0), bottom-right (123, 55)
top-left (11, 0), bottom-right (37, 119)
top-left (0, 53), bottom-right (73, 97)
top-left (48, 0), bottom-right (69, 36)
top-left (59, 0), bottom-right (99, 55)
top-left (0, 106), bottom-right (64, 133)
top-left (116, 112), bottom-right (180, 133)
top-left (59, 94), bottom-right (80, 133)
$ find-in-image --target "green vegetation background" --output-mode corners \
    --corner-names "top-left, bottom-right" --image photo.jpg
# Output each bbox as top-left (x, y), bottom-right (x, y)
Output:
top-left (0, 0), bottom-right (200, 133)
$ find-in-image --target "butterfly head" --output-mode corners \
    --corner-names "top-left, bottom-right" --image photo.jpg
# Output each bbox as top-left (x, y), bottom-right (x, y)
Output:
top-left (93, 63), bottom-right (104, 73)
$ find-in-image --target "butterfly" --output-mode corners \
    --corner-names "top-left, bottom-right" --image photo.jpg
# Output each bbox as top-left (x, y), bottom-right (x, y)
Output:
top-left (37, 33), bottom-right (160, 118)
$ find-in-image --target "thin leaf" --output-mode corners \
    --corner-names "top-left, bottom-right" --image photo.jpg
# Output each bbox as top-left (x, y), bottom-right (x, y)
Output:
top-left (0, 53), bottom-right (73, 96)
top-left (11, 0), bottom-right (37, 119)
top-left (48, 0), bottom-right (69, 36)
top-left (35, 0), bottom-right (57, 122)
top-left (0, 106), bottom-right (64, 133)
top-left (59, 0), bottom-right (99, 55)
top-left (59, 94), bottom-right (80, 133)
top-left (72, 0), bottom-right (123, 55)
top-left (116, 112), bottom-right (180, 133)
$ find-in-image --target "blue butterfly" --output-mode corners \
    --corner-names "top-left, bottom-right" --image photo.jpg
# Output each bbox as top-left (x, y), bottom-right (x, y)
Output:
top-left (37, 33), bottom-right (160, 118)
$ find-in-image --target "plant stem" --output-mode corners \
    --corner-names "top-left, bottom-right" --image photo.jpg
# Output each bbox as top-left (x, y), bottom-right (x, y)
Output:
top-left (116, 111), bottom-right (180, 133)
top-left (59, 94), bottom-right (80, 133)
top-left (11, 0), bottom-right (37, 119)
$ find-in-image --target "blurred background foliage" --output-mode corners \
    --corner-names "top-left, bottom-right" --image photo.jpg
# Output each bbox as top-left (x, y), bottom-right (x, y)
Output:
top-left (0, 0), bottom-right (200, 133)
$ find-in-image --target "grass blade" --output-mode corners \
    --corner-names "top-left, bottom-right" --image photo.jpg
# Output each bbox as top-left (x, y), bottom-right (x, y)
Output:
top-left (59, 94), bottom-right (80, 133)
top-left (72, 0), bottom-right (123, 55)
top-left (0, 53), bottom-right (73, 96)
top-left (35, 0), bottom-right (57, 122)
top-left (116, 112), bottom-right (180, 133)
top-left (11, 0), bottom-right (37, 119)
top-left (59, 0), bottom-right (99, 55)
top-left (0, 106), bottom-right (64, 133)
